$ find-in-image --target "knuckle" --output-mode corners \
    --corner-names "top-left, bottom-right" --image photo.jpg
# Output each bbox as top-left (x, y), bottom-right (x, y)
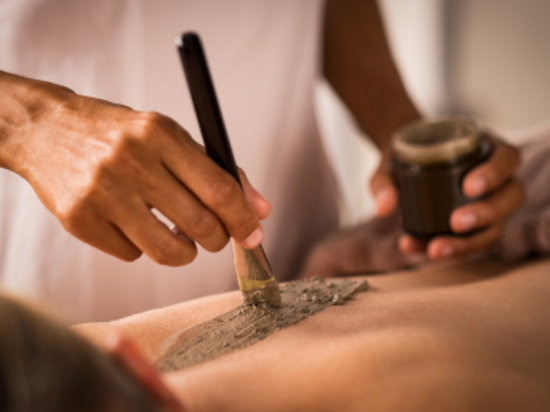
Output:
top-left (226, 213), bottom-right (257, 239)
top-left (150, 240), bottom-right (177, 265)
top-left (140, 111), bottom-right (165, 128)
top-left (206, 176), bottom-right (241, 207)
top-left (99, 130), bottom-right (136, 172)
top-left (189, 210), bottom-right (218, 238)
top-left (133, 111), bottom-right (168, 141)
top-left (203, 233), bottom-right (230, 253)
top-left (149, 234), bottom-right (195, 266)
top-left (98, 133), bottom-right (151, 183)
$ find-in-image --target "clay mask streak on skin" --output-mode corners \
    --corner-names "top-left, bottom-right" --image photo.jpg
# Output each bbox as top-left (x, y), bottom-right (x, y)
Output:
top-left (156, 278), bottom-right (369, 373)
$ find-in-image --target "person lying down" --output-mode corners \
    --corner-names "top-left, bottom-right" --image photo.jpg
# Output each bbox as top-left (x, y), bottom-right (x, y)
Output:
top-left (78, 258), bottom-right (550, 412)
top-left (3, 259), bottom-right (550, 411)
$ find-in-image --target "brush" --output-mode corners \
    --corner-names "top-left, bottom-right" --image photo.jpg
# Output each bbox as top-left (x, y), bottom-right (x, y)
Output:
top-left (176, 32), bottom-right (281, 307)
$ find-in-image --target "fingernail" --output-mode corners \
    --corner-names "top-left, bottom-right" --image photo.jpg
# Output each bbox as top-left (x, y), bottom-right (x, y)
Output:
top-left (457, 212), bottom-right (477, 232)
top-left (469, 177), bottom-right (487, 197)
top-left (243, 228), bottom-right (263, 249)
top-left (439, 244), bottom-right (455, 259)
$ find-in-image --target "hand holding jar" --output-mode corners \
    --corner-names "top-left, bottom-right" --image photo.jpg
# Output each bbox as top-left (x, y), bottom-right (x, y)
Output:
top-left (373, 118), bottom-right (524, 261)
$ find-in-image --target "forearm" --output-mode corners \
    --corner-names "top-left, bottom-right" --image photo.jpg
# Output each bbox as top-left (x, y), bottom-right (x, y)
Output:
top-left (0, 70), bottom-right (267, 266)
top-left (323, 0), bottom-right (420, 149)
top-left (0, 70), bottom-right (75, 174)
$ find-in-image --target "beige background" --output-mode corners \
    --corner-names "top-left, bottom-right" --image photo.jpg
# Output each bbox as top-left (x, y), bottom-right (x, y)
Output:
top-left (318, 0), bottom-right (550, 226)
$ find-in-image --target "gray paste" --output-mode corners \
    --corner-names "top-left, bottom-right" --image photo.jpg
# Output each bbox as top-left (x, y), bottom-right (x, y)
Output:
top-left (156, 277), bottom-right (369, 373)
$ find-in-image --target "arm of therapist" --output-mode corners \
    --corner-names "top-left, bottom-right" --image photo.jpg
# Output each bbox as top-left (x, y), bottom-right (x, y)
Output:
top-left (0, 71), bottom-right (270, 266)
top-left (322, 0), bottom-right (524, 264)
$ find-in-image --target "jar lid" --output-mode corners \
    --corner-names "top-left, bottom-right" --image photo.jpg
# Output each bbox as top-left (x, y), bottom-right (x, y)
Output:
top-left (392, 118), bottom-right (481, 164)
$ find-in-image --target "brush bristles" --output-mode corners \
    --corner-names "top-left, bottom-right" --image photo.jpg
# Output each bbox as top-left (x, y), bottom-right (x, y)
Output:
top-left (237, 276), bottom-right (281, 307)
top-left (232, 240), bottom-right (282, 307)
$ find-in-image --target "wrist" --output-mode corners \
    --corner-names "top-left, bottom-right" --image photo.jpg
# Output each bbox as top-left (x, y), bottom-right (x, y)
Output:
top-left (361, 91), bottom-right (421, 153)
top-left (0, 71), bottom-right (76, 175)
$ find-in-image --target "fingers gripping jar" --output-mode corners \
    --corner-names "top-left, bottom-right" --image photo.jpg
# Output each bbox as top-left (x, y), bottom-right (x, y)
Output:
top-left (392, 118), bottom-right (493, 239)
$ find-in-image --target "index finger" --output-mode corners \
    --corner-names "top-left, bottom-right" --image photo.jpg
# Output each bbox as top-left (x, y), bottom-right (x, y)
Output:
top-left (463, 135), bottom-right (520, 198)
top-left (160, 126), bottom-right (263, 249)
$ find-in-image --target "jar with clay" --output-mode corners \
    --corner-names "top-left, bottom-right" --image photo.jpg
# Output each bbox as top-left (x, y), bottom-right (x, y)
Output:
top-left (392, 118), bottom-right (493, 239)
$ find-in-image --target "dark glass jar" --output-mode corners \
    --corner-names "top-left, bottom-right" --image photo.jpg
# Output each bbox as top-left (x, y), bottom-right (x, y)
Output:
top-left (392, 118), bottom-right (492, 239)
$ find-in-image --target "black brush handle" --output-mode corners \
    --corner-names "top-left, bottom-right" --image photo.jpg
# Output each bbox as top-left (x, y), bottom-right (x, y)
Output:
top-left (176, 32), bottom-right (242, 187)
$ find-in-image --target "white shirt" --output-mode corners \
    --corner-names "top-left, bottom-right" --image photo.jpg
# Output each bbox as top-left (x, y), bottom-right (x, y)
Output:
top-left (0, 0), bottom-right (338, 322)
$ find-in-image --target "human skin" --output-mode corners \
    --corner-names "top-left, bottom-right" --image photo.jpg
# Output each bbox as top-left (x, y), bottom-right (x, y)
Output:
top-left (0, 71), bottom-right (270, 266)
top-left (77, 258), bottom-right (550, 411)
top-left (324, 0), bottom-right (524, 262)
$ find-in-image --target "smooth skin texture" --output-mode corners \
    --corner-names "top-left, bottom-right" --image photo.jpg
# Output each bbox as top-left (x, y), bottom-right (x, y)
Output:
top-left (77, 258), bottom-right (550, 411)
top-left (323, 0), bottom-right (524, 264)
top-left (0, 71), bottom-right (270, 266)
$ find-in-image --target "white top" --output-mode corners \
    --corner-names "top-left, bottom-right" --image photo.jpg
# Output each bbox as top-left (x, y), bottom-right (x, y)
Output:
top-left (0, 0), bottom-right (338, 322)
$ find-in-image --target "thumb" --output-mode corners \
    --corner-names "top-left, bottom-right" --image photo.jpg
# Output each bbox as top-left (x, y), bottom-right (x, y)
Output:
top-left (238, 168), bottom-right (272, 220)
top-left (370, 153), bottom-right (398, 217)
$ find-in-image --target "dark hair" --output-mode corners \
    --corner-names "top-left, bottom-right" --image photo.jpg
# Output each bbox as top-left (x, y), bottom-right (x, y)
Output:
top-left (0, 292), bottom-right (160, 412)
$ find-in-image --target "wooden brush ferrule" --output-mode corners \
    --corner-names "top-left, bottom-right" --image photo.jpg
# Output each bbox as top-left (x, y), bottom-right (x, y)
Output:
top-left (232, 240), bottom-right (281, 307)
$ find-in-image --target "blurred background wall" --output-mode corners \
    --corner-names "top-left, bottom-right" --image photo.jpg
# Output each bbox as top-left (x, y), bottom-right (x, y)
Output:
top-left (316, 0), bottom-right (550, 226)
top-left (447, 0), bottom-right (550, 131)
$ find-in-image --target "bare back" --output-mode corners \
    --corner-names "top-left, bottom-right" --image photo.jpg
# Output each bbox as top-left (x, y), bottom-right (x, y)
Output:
top-left (77, 259), bottom-right (550, 411)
